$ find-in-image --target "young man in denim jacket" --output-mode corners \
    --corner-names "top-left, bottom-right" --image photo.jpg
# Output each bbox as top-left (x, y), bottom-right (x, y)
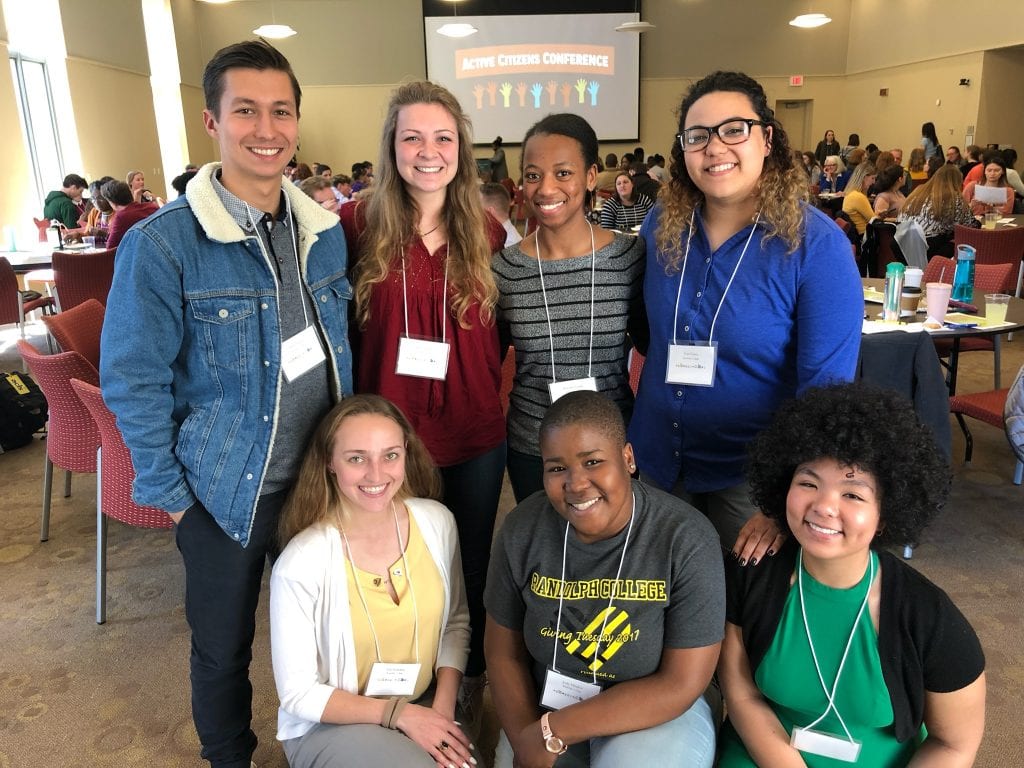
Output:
top-left (101, 40), bottom-right (352, 768)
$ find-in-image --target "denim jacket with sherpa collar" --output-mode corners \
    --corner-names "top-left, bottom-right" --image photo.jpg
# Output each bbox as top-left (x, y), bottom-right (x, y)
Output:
top-left (101, 163), bottom-right (353, 546)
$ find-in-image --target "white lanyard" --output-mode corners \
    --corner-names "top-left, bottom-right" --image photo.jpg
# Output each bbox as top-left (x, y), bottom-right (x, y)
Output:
top-left (551, 493), bottom-right (635, 685)
top-left (670, 210), bottom-right (760, 344)
top-left (535, 224), bottom-right (596, 381)
top-left (797, 548), bottom-right (876, 743)
top-left (245, 197), bottom-right (309, 327)
top-left (339, 503), bottom-right (420, 665)
top-left (401, 247), bottom-right (449, 345)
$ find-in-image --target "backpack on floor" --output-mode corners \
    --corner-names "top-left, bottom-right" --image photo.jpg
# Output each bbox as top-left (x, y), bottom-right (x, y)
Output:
top-left (0, 371), bottom-right (48, 452)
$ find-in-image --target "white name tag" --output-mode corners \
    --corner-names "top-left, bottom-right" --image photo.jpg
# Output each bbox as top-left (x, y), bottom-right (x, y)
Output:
top-left (665, 342), bottom-right (717, 387)
top-left (548, 377), bottom-right (598, 403)
top-left (396, 337), bottom-right (450, 381)
top-left (363, 662), bottom-right (421, 697)
top-left (281, 325), bottom-right (326, 382)
top-left (791, 726), bottom-right (862, 762)
top-left (540, 668), bottom-right (601, 710)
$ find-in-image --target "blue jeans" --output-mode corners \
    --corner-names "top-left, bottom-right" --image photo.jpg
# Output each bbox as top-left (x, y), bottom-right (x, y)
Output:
top-left (494, 695), bottom-right (716, 768)
top-left (175, 489), bottom-right (287, 767)
top-left (440, 442), bottom-right (506, 677)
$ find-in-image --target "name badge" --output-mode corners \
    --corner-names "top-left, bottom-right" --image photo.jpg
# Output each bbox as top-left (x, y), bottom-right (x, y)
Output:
top-left (396, 337), bottom-right (450, 381)
top-left (540, 668), bottom-right (601, 710)
top-left (790, 726), bottom-right (862, 762)
top-left (363, 662), bottom-right (421, 697)
top-left (665, 342), bottom-right (717, 387)
top-left (281, 325), bottom-right (326, 382)
top-left (548, 377), bottom-right (598, 403)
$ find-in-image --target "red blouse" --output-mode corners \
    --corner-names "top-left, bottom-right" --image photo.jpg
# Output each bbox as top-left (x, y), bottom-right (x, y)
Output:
top-left (340, 201), bottom-right (506, 466)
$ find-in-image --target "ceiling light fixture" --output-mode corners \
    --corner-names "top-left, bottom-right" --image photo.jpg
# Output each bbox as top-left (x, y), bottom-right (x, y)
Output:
top-left (616, 1), bottom-right (655, 32)
top-left (789, 13), bottom-right (832, 28)
top-left (253, 23), bottom-right (297, 38)
top-left (436, 0), bottom-right (477, 38)
top-left (253, 1), bottom-right (296, 39)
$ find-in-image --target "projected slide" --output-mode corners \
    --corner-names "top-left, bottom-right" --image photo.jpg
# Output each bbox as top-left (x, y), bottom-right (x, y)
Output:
top-left (425, 13), bottom-right (640, 143)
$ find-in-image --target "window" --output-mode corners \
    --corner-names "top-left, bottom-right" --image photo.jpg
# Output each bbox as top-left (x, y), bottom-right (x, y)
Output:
top-left (9, 53), bottom-right (64, 209)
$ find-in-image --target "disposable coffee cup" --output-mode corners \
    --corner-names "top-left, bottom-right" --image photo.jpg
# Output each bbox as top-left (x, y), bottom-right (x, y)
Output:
top-left (904, 267), bottom-right (923, 289)
top-left (900, 286), bottom-right (922, 316)
top-left (926, 282), bottom-right (952, 324)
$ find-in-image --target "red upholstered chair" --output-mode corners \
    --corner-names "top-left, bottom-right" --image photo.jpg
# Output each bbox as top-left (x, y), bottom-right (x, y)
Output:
top-left (16, 341), bottom-right (100, 541)
top-left (33, 217), bottom-right (50, 242)
top-left (69, 379), bottom-right (173, 624)
top-left (953, 224), bottom-right (1024, 296)
top-left (41, 298), bottom-right (104, 370)
top-left (0, 256), bottom-right (55, 336)
top-left (924, 259), bottom-right (1015, 388)
top-left (949, 388), bottom-right (1023, 484)
top-left (52, 248), bottom-right (115, 311)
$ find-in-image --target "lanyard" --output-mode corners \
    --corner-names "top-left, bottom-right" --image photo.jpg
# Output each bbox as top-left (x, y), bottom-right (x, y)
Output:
top-left (339, 503), bottom-right (420, 665)
top-left (401, 247), bottom-right (449, 345)
top-left (671, 210), bottom-right (761, 345)
top-left (535, 224), bottom-right (597, 381)
top-left (245, 196), bottom-right (309, 328)
top-left (797, 548), bottom-right (876, 743)
top-left (551, 493), bottom-right (635, 685)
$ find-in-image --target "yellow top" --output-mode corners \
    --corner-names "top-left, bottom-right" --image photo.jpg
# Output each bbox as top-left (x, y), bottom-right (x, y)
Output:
top-left (346, 512), bottom-right (444, 699)
top-left (843, 189), bottom-right (875, 235)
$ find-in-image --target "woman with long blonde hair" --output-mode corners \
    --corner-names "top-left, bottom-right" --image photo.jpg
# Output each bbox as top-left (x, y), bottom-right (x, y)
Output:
top-left (898, 163), bottom-right (976, 258)
top-left (630, 71), bottom-right (862, 568)
top-left (271, 395), bottom-right (475, 767)
top-left (338, 80), bottom-right (506, 727)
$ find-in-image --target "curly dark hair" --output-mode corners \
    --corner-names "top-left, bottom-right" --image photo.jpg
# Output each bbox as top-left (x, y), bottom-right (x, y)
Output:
top-left (747, 383), bottom-right (951, 547)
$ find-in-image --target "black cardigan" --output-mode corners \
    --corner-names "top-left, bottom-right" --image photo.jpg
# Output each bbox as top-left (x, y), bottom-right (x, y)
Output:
top-left (725, 541), bottom-right (984, 742)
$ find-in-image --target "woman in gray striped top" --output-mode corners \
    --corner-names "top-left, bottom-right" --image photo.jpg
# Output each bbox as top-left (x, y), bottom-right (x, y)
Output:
top-left (599, 171), bottom-right (656, 231)
top-left (492, 113), bottom-right (647, 502)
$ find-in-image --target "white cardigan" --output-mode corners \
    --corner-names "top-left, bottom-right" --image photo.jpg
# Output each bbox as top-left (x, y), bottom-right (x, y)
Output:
top-left (270, 499), bottom-right (470, 741)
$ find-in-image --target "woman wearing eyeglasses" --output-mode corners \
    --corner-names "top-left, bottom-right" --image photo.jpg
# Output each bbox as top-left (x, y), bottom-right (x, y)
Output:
top-left (629, 71), bottom-right (863, 568)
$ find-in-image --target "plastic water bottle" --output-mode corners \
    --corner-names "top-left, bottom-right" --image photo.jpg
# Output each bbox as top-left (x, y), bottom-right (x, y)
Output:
top-left (952, 244), bottom-right (976, 302)
top-left (883, 261), bottom-right (905, 323)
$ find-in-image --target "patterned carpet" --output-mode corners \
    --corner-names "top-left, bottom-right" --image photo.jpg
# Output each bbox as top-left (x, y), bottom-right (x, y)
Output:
top-left (0, 326), bottom-right (1021, 767)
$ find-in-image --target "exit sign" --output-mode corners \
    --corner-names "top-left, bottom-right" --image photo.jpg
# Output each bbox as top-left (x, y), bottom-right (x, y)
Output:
top-left (789, 75), bottom-right (804, 87)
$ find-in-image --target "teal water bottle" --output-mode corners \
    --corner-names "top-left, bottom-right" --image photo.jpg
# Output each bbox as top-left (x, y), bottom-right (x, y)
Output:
top-left (952, 244), bottom-right (976, 302)
top-left (883, 262), bottom-right (905, 323)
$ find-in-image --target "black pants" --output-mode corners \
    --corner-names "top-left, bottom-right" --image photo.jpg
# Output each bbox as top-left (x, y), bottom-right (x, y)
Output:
top-left (506, 446), bottom-right (544, 504)
top-left (440, 442), bottom-right (506, 677)
top-left (175, 489), bottom-right (288, 768)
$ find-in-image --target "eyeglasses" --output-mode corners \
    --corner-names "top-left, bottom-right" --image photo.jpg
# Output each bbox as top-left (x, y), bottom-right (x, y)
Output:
top-left (677, 119), bottom-right (768, 153)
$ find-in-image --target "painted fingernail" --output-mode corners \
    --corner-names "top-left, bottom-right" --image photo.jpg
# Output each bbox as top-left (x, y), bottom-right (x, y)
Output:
top-left (470, 759), bottom-right (478, 766)
top-left (749, 557), bottom-right (758, 566)
top-left (738, 557), bottom-right (746, 566)
top-left (730, 551), bottom-right (739, 559)
top-left (767, 549), bottom-right (775, 557)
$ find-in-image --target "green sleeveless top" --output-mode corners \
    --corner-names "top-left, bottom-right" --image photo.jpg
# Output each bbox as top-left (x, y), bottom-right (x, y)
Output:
top-left (719, 551), bottom-right (924, 767)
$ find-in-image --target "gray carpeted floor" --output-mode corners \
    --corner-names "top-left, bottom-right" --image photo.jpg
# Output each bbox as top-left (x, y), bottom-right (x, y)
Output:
top-left (1, 322), bottom-right (1020, 767)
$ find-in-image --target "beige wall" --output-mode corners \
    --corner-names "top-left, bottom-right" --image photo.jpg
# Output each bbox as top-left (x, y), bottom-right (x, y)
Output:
top-left (67, 58), bottom-right (166, 197)
top-left (181, 83), bottom-right (215, 167)
top-left (976, 48), bottom-right (1024, 152)
top-left (59, 0), bottom-right (149, 74)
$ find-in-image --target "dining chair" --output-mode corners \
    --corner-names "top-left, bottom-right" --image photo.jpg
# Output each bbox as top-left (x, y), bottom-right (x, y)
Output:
top-left (51, 248), bottom-right (115, 311)
top-left (69, 379), bottom-right (173, 624)
top-left (16, 340), bottom-right (100, 542)
top-left (0, 256), bottom-right (56, 336)
top-left (41, 298), bottom-right (104, 370)
top-left (864, 220), bottom-right (904, 278)
top-left (949, 387), bottom-right (1023, 485)
top-left (923, 258), bottom-right (1015, 388)
top-left (953, 224), bottom-right (1024, 296)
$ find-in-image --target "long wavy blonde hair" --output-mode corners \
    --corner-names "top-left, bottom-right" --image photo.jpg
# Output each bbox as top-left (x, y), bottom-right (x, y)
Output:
top-left (353, 81), bottom-right (497, 328)
top-left (655, 71), bottom-right (808, 271)
top-left (278, 395), bottom-right (442, 547)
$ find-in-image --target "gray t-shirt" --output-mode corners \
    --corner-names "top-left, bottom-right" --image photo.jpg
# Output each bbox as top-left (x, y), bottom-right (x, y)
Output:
top-left (492, 232), bottom-right (645, 455)
top-left (485, 480), bottom-right (724, 694)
